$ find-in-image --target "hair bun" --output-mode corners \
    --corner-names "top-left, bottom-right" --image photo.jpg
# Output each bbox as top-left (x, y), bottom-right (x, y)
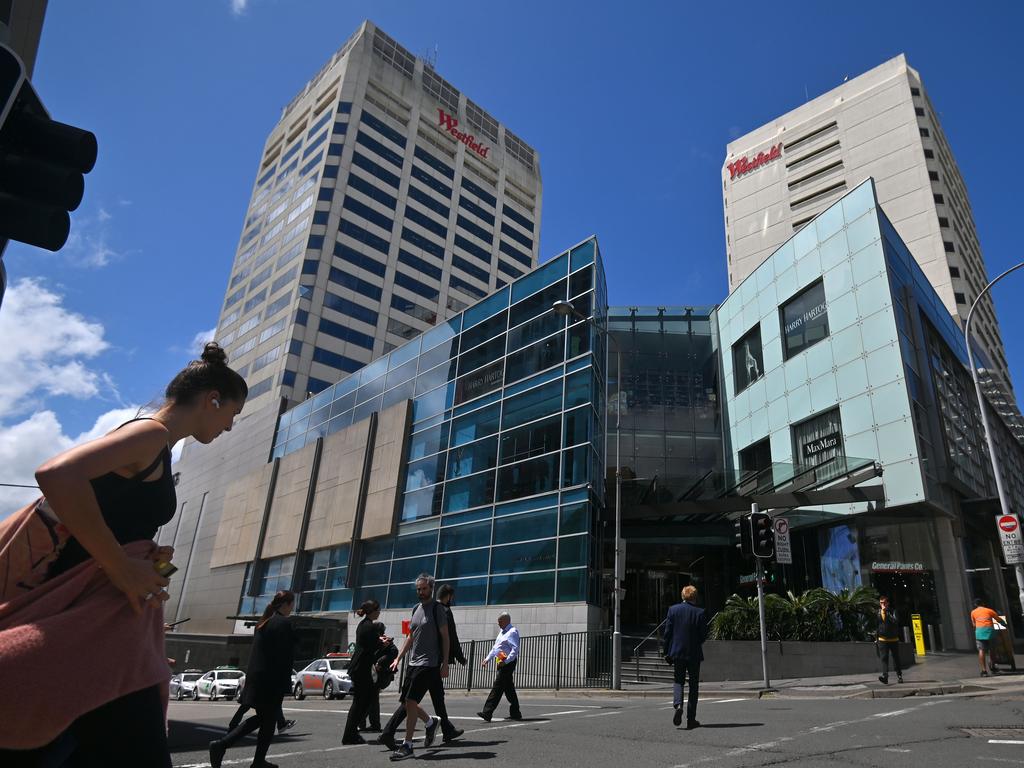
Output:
top-left (201, 341), bottom-right (229, 367)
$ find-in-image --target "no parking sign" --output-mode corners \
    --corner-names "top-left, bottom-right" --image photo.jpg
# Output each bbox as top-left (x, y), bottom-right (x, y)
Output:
top-left (773, 517), bottom-right (792, 564)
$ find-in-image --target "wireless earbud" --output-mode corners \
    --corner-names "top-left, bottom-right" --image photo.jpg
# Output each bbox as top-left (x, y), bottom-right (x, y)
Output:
top-left (212, 399), bottom-right (221, 409)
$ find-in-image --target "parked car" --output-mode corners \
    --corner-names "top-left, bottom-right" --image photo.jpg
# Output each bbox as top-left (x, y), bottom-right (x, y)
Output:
top-left (236, 669), bottom-right (299, 702)
top-left (169, 670), bottom-right (204, 701)
top-left (193, 667), bottom-right (245, 701)
top-left (293, 653), bottom-right (352, 700)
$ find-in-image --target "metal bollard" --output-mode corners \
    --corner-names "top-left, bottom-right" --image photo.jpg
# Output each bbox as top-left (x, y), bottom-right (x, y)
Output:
top-left (927, 624), bottom-right (937, 653)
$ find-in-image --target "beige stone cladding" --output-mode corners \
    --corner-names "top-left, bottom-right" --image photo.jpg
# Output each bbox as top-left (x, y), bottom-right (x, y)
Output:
top-left (305, 417), bottom-right (372, 549)
top-left (261, 440), bottom-right (317, 558)
top-left (210, 462), bottom-right (274, 568)
top-left (362, 399), bottom-right (412, 539)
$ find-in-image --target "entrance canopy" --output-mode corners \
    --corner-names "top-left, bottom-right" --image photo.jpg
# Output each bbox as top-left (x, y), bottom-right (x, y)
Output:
top-left (611, 454), bottom-right (884, 525)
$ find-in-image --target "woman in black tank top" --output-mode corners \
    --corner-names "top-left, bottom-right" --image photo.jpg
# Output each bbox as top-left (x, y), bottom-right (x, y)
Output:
top-left (5, 342), bottom-right (248, 767)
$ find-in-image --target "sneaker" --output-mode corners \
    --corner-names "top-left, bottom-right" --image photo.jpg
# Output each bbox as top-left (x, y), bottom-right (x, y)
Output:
top-left (896, 675), bottom-right (903, 684)
top-left (424, 717), bottom-right (439, 748)
top-left (878, 675), bottom-right (888, 685)
top-left (672, 707), bottom-right (683, 727)
top-left (208, 740), bottom-right (226, 768)
top-left (391, 743), bottom-right (415, 761)
top-left (278, 719), bottom-right (296, 733)
top-left (476, 711), bottom-right (492, 722)
top-left (442, 727), bottom-right (464, 744)
top-left (981, 670), bottom-right (989, 677)
top-left (378, 732), bottom-right (398, 751)
top-left (686, 719), bottom-right (701, 730)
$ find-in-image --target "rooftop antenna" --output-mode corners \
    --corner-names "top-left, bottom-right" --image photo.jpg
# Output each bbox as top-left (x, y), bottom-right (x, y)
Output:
top-left (424, 44), bottom-right (438, 69)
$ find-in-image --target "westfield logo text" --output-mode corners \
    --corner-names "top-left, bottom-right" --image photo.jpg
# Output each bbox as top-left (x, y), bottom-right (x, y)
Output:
top-left (727, 143), bottom-right (782, 179)
top-left (438, 109), bottom-right (490, 159)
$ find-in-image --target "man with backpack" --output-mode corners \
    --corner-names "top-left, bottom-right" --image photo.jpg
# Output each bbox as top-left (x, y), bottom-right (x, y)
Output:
top-left (382, 575), bottom-right (457, 760)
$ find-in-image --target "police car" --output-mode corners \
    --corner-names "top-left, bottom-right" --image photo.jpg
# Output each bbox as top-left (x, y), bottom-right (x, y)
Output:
top-left (168, 670), bottom-right (203, 701)
top-left (193, 667), bottom-right (245, 701)
top-left (293, 653), bottom-right (353, 700)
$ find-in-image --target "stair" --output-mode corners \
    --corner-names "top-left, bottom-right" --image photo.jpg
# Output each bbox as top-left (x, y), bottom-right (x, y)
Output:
top-left (624, 650), bottom-right (675, 683)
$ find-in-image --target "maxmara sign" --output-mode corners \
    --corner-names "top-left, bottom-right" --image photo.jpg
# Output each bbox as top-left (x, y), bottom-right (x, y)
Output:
top-left (727, 143), bottom-right (782, 179)
top-left (437, 108), bottom-right (490, 159)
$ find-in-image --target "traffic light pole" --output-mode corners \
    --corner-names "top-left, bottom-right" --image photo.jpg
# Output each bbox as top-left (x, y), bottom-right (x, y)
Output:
top-left (752, 503), bottom-right (771, 690)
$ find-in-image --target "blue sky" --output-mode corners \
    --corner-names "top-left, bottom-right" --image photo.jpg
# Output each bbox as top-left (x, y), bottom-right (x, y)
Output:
top-left (1, 0), bottom-right (1022, 500)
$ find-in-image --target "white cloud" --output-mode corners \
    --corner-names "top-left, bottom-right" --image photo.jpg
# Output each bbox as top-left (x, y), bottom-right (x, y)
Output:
top-left (63, 206), bottom-right (124, 268)
top-left (0, 278), bottom-right (110, 421)
top-left (190, 326), bottom-right (217, 354)
top-left (230, 0), bottom-right (248, 15)
top-left (0, 406), bottom-right (141, 517)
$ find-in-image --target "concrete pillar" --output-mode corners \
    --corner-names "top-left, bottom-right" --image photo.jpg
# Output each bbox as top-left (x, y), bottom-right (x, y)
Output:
top-left (934, 516), bottom-right (972, 650)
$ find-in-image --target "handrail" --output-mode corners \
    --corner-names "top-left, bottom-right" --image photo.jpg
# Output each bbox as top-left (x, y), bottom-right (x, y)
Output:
top-left (632, 619), bottom-right (667, 656)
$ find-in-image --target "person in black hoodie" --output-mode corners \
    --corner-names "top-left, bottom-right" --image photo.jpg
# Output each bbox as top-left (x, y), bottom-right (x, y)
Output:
top-left (343, 600), bottom-right (386, 744)
top-left (377, 584), bottom-right (465, 750)
top-left (210, 590), bottom-right (295, 768)
top-left (876, 595), bottom-right (903, 684)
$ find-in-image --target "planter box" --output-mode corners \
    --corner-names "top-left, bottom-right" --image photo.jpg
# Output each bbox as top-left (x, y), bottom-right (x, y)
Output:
top-left (698, 640), bottom-right (915, 681)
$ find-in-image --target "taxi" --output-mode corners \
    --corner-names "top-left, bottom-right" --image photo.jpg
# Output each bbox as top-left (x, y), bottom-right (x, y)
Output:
top-left (193, 666), bottom-right (245, 701)
top-left (293, 653), bottom-right (353, 700)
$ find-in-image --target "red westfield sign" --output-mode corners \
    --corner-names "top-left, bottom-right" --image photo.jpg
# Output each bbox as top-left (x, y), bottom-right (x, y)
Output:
top-left (727, 143), bottom-right (782, 180)
top-left (437, 108), bottom-right (490, 159)
top-left (999, 515), bottom-right (1018, 533)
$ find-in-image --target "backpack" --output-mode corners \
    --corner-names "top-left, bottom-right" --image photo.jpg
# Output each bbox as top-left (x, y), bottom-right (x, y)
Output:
top-left (0, 498), bottom-right (71, 603)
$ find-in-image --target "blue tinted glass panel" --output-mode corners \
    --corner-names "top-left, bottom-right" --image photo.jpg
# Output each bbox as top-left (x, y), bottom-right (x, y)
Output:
top-left (496, 453), bottom-right (560, 502)
top-left (390, 555), bottom-right (437, 584)
top-left (493, 508), bottom-right (557, 545)
top-left (441, 507), bottom-right (493, 526)
top-left (490, 541), bottom-right (557, 574)
top-left (501, 380), bottom-right (563, 430)
top-left (413, 382), bottom-right (453, 421)
top-left (443, 471), bottom-right (496, 513)
top-left (393, 530), bottom-right (439, 559)
top-left (408, 422), bottom-right (449, 461)
top-left (556, 569), bottom-right (587, 602)
top-left (362, 562), bottom-right (391, 585)
top-left (363, 538), bottom-right (395, 562)
top-left (443, 576), bottom-right (487, 605)
top-left (436, 548), bottom-right (489, 579)
top-left (558, 534), bottom-right (588, 568)
top-left (446, 436), bottom-right (498, 479)
top-left (559, 502), bottom-right (589, 535)
top-left (451, 403), bottom-right (500, 447)
top-left (511, 252), bottom-right (568, 302)
top-left (402, 485), bottom-right (443, 521)
top-left (406, 454), bottom-right (446, 491)
top-left (438, 520), bottom-right (492, 552)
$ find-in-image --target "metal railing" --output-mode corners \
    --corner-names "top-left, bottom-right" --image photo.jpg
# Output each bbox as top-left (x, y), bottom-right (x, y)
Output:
top-left (628, 620), bottom-right (666, 682)
top-left (398, 630), bottom-right (612, 692)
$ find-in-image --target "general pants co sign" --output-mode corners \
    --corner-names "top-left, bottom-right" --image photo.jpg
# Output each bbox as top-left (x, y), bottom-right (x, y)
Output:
top-left (996, 513), bottom-right (1024, 565)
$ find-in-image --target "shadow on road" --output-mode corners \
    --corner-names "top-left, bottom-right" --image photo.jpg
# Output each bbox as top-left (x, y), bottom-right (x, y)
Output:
top-left (692, 723), bottom-right (764, 729)
top-left (168, 720), bottom-right (306, 753)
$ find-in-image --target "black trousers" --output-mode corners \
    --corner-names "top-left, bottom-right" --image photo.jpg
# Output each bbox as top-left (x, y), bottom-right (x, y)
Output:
top-left (359, 680), bottom-right (381, 729)
top-left (1, 684), bottom-right (171, 768)
top-left (672, 658), bottom-right (700, 721)
top-left (228, 700), bottom-right (287, 731)
top-left (217, 695), bottom-right (281, 764)
top-left (343, 668), bottom-right (374, 740)
top-left (878, 642), bottom-right (902, 678)
top-left (383, 667), bottom-right (455, 737)
top-left (482, 660), bottom-right (520, 718)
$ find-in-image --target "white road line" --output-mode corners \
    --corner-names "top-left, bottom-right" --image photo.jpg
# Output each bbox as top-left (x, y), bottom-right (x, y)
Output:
top-left (884, 747), bottom-right (911, 752)
top-left (710, 698), bottom-right (747, 704)
top-left (280, 706), bottom-right (348, 714)
top-left (583, 711), bottom-right (621, 718)
top-left (873, 708), bottom-right (915, 718)
top-left (542, 709), bottom-right (590, 716)
top-left (980, 758), bottom-right (1024, 765)
top-left (990, 740), bottom-right (1024, 745)
top-left (177, 743), bottom-right (361, 767)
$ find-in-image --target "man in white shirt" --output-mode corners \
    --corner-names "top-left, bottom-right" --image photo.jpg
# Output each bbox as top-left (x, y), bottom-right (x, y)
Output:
top-left (477, 612), bottom-right (522, 722)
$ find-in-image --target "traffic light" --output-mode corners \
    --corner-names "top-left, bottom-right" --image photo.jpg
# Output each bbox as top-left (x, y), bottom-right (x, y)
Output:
top-left (1, 43), bottom-right (97, 254)
top-left (751, 511), bottom-right (774, 558)
top-left (734, 513), bottom-right (753, 558)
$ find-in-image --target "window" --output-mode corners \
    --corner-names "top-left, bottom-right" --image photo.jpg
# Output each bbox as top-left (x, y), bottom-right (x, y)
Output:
top-left (502, 204), bottom-right (534, 233)
top-left (347, 173), bottom-right (397, 209)
top-left (401, 227), bottom-right (444, 259)
top-left (328, 267), bottom-right (383, 301)
top-left (319, 317), bottom-right (374, 349)
top-left (920, 128), bottom-right (930, 138)
top-left (413, 146), bottom-right (454, 179)
top-left (928, 171), bottom-right (939, 181)
top-left (924, 149), bottom-right (934, 159)
top-left (943, 241), bottom-right (956, 253)
top-left (732, 324), bottom-right (764, 393)
top-left (323, 291), bottom-right (379, 325)
top-left (410, 164), bottom-right (451, 198)
top-left (397, 249), bottom-right (442, 280)
top-left (334, 242), bottom-right (387, 277)
top-left (500, 221), bottom-right (533, 250)
top-left (450, 275), bottom-right (487, 299)
top-left (352, 152), bottom-right (400, 189)
top-left (459, 196), bottom-right (495, 226)
top-left (915, 107), bottom-right (925, 117)
top-left (452, 254), bottom-right (489, 284)
top-left (405, 205), bottom-right (447, 238)
top-left (342, 196), bottom-right (393, 233)
top-left (938, 216), bottom-right (949, 228)
top-left (499, 239), bottom-right (531, 267)
top-left (455, 233), bottom-right (491, 264)
top-left (780, 280), bottom-right (829, 359)
top-left (360, 110), bottom-right (407, 149)
top-left (955, 292), bottom-right (967, 304)
top-left (934, 193), bottom-right (944, 204)
top-left (407, 185), bottom-right (450, 218)
top-left (355, 130), bottom-right (403, 168)
top-left (738, 438), bottom-right (772, 492)
top-left (457, 214), bottom-right (492, 245)
top-left (312, 347), bottom-right (363, 373)
top-left (461, 176), bottom-right (496, 208)
top-left (792, 408), bottom-right (844, 472)
top-left (949, 266), bottom-right (960, 278)
top-left (394, 271), bottom-right (440, 301)
top-left (910, 86), bottom-right (921, 96)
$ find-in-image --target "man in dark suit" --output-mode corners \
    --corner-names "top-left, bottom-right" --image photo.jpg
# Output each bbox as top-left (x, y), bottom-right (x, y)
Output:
top-left (663, 584), bottom-right (708, 730)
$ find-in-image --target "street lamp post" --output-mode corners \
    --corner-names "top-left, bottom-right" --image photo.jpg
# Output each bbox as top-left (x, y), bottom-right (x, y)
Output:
top-left (964, 261), bottom-right (1024, 617)
top-left (553, 299), bottom-right (624, 690)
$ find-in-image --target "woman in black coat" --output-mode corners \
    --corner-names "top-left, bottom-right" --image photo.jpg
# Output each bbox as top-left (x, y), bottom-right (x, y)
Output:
top-left (342, 599), bottom-right (386, 744)
top-left (210, 590), bottom-right (295, 768)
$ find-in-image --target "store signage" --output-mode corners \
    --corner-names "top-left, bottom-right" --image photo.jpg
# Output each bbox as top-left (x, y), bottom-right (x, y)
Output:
top-left (871, 561), bottom-right (926, 573)
top-left (802, 431), bottom-right (840, 460)
top-left (437, 108), bottom-right (490, 159)
top-left (996, 513), bottom-right (1024, 565)
top-left (773, 517), bottom-right (793, 564)
top-left (455, 360), bottom-right (503, 404)
top-left (727, 143), bottom-right (782, 180)
top-left (785, 300), bottom-right (828, 337)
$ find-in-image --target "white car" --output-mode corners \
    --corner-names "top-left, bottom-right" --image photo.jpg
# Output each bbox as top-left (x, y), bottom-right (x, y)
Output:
top-left (193, 667), bottom-right (245, 701)
top-left (293, 654), bottom-right (353, 700)
top-left (235, 669), bottom-right (299, 701)
top-left (169, 670), bottom-right (203, 701)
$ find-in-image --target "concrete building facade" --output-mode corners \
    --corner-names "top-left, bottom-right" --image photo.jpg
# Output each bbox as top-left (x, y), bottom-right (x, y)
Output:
top-left (722, 54), bottom-right (1015, 404)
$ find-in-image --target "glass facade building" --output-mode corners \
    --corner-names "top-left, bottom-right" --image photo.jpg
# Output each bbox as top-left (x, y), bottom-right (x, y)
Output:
top-left (237, 238), bottom-right (606, 616)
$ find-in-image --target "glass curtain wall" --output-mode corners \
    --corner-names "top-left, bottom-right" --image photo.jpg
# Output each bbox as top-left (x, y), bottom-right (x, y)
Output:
top-left (264, 238), bottom-right (606, 612)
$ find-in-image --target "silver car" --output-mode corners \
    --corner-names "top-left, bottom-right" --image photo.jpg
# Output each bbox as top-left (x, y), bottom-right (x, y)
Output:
top-left (169, 670), bottom-right (203, 701)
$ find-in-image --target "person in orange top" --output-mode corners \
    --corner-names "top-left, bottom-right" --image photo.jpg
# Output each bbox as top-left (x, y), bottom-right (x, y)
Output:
top-left (970, 598), bottom-right (1001, 676)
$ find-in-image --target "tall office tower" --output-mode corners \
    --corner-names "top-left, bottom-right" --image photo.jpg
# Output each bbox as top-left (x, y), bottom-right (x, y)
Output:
top-left (722, 54), bottom-right (1014, 398)
top-left (164, 20), bottom-right (542, 634)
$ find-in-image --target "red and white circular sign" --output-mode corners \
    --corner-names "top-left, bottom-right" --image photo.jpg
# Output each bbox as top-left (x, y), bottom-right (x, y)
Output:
top-left (998, 515), bottom-right (1018, 534)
